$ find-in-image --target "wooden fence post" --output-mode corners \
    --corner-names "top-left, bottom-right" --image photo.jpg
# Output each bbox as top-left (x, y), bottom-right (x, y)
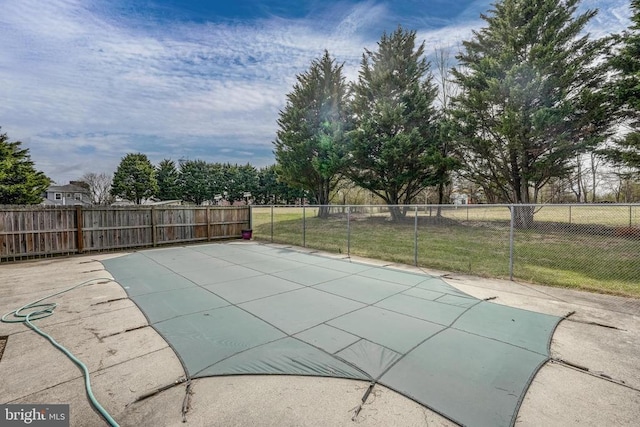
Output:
top-left (151, 207), bottom-right (157, 247)
top-left (206, 207), bottom-right (211, 241)
top-left (76, 206), bottom-right (84, 254)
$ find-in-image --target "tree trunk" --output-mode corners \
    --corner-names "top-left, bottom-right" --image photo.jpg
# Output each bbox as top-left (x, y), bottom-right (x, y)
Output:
top-left (318, 205), bottom-right (330, 218)
top-left (513, 205), bottom-right (535, 229)
top-left (389, 205), bottom-right (405, 222)
top-left (436, 181), bottom-right (445, 217)
top-left (386, 189), bottom-right (406, 222)
top-left (316, 181), bottom-right (330, 219)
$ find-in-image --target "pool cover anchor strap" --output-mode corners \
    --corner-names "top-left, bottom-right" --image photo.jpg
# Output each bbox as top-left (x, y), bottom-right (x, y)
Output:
top-left (351, 381), bottom-right (376, 421)
top-left (130, 377), bottom-right (188, 404)
top-left (182, 379), bottom-right (193, 423)
top-left (550, 358), bottom-right (640, 392)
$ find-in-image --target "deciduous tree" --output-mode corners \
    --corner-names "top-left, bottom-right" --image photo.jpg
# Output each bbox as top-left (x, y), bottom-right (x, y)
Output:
top-left (80, 172), bottom-right (113, 205)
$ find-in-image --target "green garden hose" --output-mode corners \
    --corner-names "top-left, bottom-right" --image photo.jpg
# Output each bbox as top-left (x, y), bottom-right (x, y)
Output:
top-left (1, 278), bottom-right (120, 427)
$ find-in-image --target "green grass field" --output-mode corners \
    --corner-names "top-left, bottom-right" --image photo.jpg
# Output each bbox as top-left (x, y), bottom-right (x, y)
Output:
top-left (251, 206), bottom-right (640, 298)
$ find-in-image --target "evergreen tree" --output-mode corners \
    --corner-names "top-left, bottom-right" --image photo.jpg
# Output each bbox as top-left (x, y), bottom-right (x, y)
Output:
top-left (178, 160), bottom-right (211, 205)
top-left (0, 128), bottom-right (51, 204)
top-left (348, 26), bottom-right (441, 221)
top-left (110, 153), bottom-right (157, 204)
top-left (274, 51), bottom-right (349, 218)
top-left (255, 165), bottom-right (305, 204)
top-left (156, 159), bottom-right (181, 200)
top-left (221, 163), bottom-right (242, 202)
top-left (451, 0), bottom-right (613, 226)
top-left (208, 162), bottom-right (226, 202)
top-left (602, 0), bottom-right (640, 176)
top-left (256, 165), bottom-right (279, 204)
top-left (232, 163), bottom-right (259, 203)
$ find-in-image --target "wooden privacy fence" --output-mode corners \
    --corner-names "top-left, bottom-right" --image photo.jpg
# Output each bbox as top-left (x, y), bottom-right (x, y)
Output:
top-left (0, 205), bottom-right (251, 262)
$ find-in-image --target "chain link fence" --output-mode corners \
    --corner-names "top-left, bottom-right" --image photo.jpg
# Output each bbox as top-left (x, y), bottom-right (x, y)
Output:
top-left (251, 204), bottom-right (640, 297)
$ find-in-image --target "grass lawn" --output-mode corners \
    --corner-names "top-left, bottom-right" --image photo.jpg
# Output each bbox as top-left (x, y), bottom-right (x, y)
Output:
top-left (251, 207), bottom-right (640, 298)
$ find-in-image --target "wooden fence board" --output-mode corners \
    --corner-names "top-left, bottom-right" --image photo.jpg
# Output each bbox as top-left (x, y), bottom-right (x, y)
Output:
top-left (0, 205), bottom-right (250, 262)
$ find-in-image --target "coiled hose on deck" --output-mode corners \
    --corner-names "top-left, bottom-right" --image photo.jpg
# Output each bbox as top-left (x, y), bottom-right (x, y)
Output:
top-left (1, 278), bottom-right (120, 427)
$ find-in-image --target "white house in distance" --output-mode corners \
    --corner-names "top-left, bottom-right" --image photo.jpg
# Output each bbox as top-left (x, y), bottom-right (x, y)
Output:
top-left (451, 192), bottom-right (472, 205)
top-left (42, 183), bottom-right (91, 206)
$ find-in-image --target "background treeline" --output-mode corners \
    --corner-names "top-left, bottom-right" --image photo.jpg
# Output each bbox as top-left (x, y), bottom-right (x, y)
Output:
top-left (108, 154), bottom-right (306, 205)
top-left (2, 0), bottom-right (640, 212)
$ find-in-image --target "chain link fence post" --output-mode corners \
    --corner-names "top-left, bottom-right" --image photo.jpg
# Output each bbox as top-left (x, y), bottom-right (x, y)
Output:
top-left (270, 205), bottom-right (274, 243)
top-left (509, 204), bottom-right (515, 281)
top-left (414, 205), bottom-right (419, 266)
top-left (569, 205), bottom-right (572, 224)
top-left (347, 205), bottom-right (351, 257)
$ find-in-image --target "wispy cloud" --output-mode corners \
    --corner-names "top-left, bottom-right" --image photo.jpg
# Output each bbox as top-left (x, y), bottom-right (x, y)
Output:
top-left (0, 0), bottom-right (632, 183)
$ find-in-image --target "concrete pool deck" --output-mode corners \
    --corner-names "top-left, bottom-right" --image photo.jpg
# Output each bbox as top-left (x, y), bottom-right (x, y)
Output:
top-left (1, 241), bottom-right (639, 426)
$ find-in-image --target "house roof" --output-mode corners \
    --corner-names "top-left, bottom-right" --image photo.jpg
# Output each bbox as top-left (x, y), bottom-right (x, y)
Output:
top-left (47, 184), bottom-right (89, 193)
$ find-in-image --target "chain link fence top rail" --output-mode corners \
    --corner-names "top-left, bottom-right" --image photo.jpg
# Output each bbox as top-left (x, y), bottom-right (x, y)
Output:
top-left (251, 204), bottom-right (640, 298)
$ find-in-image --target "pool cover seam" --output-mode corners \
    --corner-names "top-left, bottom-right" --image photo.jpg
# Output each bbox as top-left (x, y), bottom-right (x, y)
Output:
top-left (135, 247), bottom-right (466, 379)
top-left (196, 242), bottom-right (433, 288)
top-left (117, 249), bottom-right (552, 359)
top-left (194, 244), bottom-right (379, 274)
top-left (142, 252), bottom-right (383, 306)
top-left (138, 250), bottom-right (383, 380)
top-left (285, 273), bottom-right (485, 356)
top-left (270, 272), bottom-right (463, 347)
top-left (371, 299), bottom-right (485, 383)
top-left (400, 291), bottom-right (479, 308)
top-left (137, 247), bottom-right (445, 327)
top-left (149, 243), bottom-right (444, 292)
top-left (191, 334), bottom-right (374, 380)
top-left (138, 245), bottom-right (494, 362)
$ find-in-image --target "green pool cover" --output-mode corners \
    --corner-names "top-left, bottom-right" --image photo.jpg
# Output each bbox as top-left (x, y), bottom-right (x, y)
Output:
top-left (102, 243), bottom-right (561, 427)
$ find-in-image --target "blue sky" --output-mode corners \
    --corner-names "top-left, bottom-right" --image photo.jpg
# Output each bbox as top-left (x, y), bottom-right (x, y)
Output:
top-left (0, 0), bottom-right (633, 184)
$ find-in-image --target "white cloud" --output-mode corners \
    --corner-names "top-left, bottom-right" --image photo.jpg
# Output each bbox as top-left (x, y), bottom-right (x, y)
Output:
top-left (582, 0), bottom-right (633, 37)
top-left (0, 0), bottom-right (632, 183)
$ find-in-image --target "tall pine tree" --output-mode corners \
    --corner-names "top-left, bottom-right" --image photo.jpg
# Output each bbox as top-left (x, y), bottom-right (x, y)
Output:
top-left (156, 159), bottom-right (181, 201)
top-left (348, 26), bottom-right (441, 221)
top-left (602, 0), bottom-right (640, 176)
top-left (452, 0), bottom-right (613, 226)
top-left (274, 51), bottom-right (349, 218)
top-left (178, 160), bottom-right (211, 205)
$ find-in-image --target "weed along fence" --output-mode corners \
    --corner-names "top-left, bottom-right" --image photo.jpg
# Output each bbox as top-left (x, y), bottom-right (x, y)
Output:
top-left (0, 205), bottom-right (251, 262)
top-left (251, 204), bottom-right (640, 298)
